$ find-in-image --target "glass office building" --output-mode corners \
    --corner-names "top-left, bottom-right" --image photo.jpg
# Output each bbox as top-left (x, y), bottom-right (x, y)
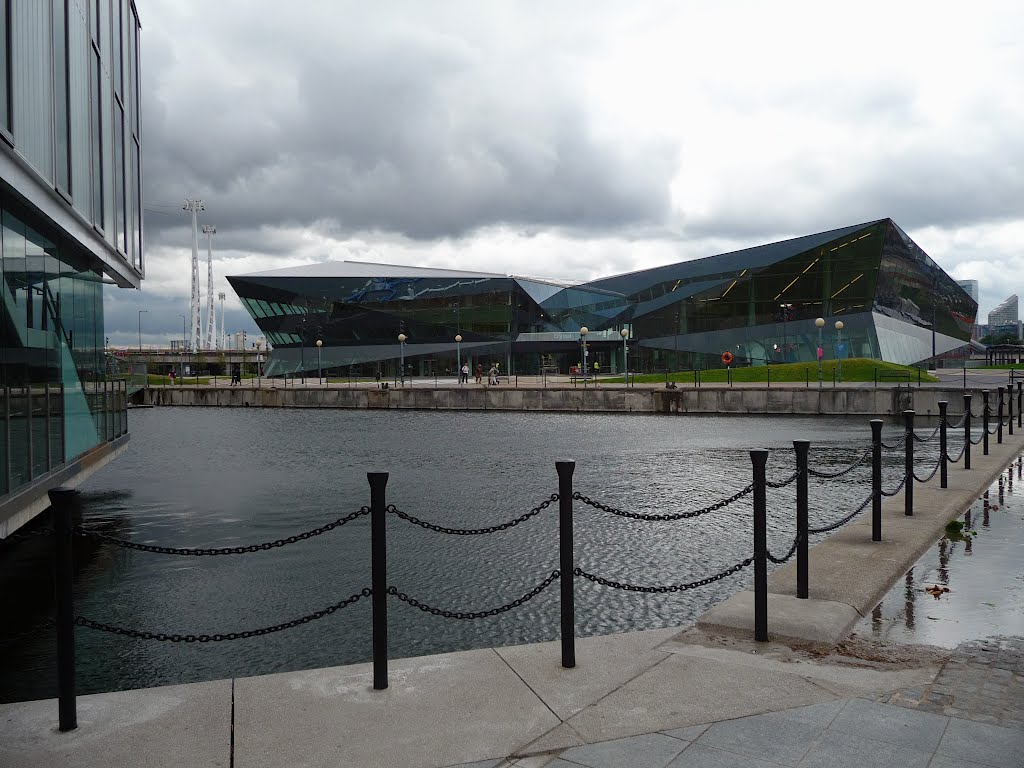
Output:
top-left (1, 1), bottom-right (143, 524)
top-left (229, 219), bottom-right (975, 378)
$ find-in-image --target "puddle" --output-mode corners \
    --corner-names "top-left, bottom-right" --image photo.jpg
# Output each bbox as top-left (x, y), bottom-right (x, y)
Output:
top-left (854, 456), bottom-right (1024, 648)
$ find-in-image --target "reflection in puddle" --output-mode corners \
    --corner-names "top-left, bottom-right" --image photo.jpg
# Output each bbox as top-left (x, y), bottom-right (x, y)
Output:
top-left (857, 455), bottom-right (1024, 648)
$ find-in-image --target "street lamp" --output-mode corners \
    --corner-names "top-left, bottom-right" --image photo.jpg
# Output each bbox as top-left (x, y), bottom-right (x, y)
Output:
top-left (137, 309), bottom-right (148, 353)
top-left (455, 334), bottom-right (463, 384)
top-left (815, 317), bottom-right (825, 388)
top-left (255, 341), bottom-right (262, 389)
top-left (316, 339), bottom-right (323, 384)
top-left (179, 314), bottom-right (187, 380)
top-left (579, 326), bottom-right (589, 386)
top-left (398, 333), bottom-right (407, 386)
top-left (834, 321), bottom-right (845, 383)
top-left (620, 328), bottom-right (629, 387)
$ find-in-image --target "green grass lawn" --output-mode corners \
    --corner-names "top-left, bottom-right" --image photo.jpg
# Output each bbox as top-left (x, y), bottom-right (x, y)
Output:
top-left (606, 358), bottom-right (937, 384)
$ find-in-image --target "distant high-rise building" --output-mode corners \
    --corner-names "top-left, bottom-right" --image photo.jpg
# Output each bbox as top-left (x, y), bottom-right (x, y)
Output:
top-left (989, 294), bottom-right (1018, 326)
top-left (957, 280), bottom-right (979, 304)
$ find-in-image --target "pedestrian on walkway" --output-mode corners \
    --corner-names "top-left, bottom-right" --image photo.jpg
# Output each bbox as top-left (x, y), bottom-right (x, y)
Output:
top-left (475, 363), bottom-right (483, 384)
top-left (461, 363), bottom-right (469, 384)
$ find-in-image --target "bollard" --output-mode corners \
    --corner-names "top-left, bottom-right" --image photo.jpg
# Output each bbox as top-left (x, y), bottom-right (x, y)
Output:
top-left (750, 449), bottom-right (769, 642)
top-left (50, 487), bottom-right (80, 732)
top-left (939, 401), bottom-right (948, 489)
top-left (964, 394), bottom-right (972, 470)
top-left (904, 410), bottom-right (914, 517)
top-left (794, 440), bottom-right (809, 599)
top-left (983, 390), bottom-right (990, 456)
top-left (871, 420), bottom-right (882, 541)
top-left (767, 366), bottom-right (771, 388)
top-left (998, 387), bottom-right (1005, 444)
top-left (556, 461), bottom-right (576, 668)
top-left (1010, 384), bottom-right (1015, 436)
top-left (368, 472), bottom-right (389, 690)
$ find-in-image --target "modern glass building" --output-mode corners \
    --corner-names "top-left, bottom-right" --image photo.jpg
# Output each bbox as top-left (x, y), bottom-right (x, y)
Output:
top-left (228, 219), bottom-right (975, 378)
top-left (1, 1), bottom-right (143, 534)
top-left (988, 294), bottom-right (1018, 326)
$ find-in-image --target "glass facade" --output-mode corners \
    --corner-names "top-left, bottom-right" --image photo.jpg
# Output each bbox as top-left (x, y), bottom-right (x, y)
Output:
top-left (0, 1), bottom-right (141, 507)
top-left (230, 219), bottom-right (976, 377)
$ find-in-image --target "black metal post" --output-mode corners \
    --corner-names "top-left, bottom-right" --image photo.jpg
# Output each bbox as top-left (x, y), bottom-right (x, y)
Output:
top-left (964, 394), bottom-right (972, 470)
top-left (368, 472), bottom-right (389, 690)
top-left (871, 419), bottom-right (882, 541)
top-left (794, 440), bottom-right (809, 599)
top-left (767, 366), bottom-right (771, 388)
top-left (51, 487), bottom-right (80, 732)
top-left (556, 461), bottom-right (576, 668)
top-left (983, 390), bottom-right (990, 456)
top-left (939, 401), bottom-right (948, 489)
top-left (1010, 383), bottom-right (1015, 436)
top-left (998, 387), bottom-right (1005, 444)
top-left (1018, 381), bottom-right (1022, 428)
top-left (751, 449), bottom-right (768, 641)
top-left (904, 409), bottom-right (914, 517)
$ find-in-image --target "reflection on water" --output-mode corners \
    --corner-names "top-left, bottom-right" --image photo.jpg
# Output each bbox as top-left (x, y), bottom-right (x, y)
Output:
top-left (858, 457), bottom-right (1024, 648)
top-left (0, 408), bottom-right (955, 702)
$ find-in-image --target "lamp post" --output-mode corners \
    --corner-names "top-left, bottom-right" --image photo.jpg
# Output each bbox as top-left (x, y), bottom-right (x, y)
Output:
top-left (834, 320), bottom-right (844, 383)
top-left (455, 334), bottom-right (463, 384)
top-left (255, 341), bottom-right (262, 389)
top-left (579, 326), bottom-right (589, 386)
top-left (620, 328), bottom-right (629, 387)
top-left (179, 314), bottom-right (187, 380)
top-left (316, 339), bottom-right (323, 384)
top-left (815, 317), bottom-right (825, 388)
top-left (398, 333), bottom-right (407, 386)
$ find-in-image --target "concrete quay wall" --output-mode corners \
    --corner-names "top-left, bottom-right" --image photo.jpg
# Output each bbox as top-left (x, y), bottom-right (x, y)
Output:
top-left (141, 384), bottom-right (990, 418)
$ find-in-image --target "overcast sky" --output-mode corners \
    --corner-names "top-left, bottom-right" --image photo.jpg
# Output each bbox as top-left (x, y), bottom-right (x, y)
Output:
top-left (108, 0), bottom-right (1024, 346)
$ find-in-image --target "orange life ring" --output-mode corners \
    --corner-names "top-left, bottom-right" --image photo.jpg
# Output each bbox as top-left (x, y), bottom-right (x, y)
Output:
top-left (721, 351), bottom-right (734, 365)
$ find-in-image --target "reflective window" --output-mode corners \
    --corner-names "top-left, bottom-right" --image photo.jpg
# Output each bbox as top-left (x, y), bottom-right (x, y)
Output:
top-left (53, 0), bottom-right (71, 194)
top-left (89, 46), bottom-right (103, 228)
top-left (0, 0), bottom-right (9, 135)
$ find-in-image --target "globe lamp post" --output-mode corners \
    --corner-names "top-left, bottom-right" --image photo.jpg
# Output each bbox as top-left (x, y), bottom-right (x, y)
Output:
top-left (834, 321), bottom-right (844, 383)
top-left (815, 317), bottom-right (825, 388)
top-left (398, 333), bottom-right (407, 386)
top-left (620, 328), bottom-right (629, 387)
top-left (455, 334), bottom-right (463, 385)
top-left (316, 339), bottom-right (323, 385)
top-left (579, 326), bottom-right (589, 386)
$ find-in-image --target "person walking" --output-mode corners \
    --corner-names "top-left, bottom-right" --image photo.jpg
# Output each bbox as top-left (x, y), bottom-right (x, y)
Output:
top-left (475, 363), bottom-right (483, 384)
top-left (461, 363), bottom-right (469, 384)
top-left (488, 363), bottom-right (498, 385)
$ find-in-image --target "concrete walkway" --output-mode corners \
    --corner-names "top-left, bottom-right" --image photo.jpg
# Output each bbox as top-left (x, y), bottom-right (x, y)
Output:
top-left (3, 426), bottom-right (1022, 767)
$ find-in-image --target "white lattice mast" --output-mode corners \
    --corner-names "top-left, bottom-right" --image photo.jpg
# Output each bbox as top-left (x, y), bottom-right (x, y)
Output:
top-left (203, 224), bottom-right (217, 349)
top-left (218, 291), bottom-right (226, 350)
top-left (183, 199), bottom-right (204, 352)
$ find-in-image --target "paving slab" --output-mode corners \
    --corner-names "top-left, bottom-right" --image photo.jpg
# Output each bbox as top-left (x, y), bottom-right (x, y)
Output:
top-left (233, 648), bottom-right (559, 768)
top-left (496, 628), bottom-right (677, 720)
top-left (558, 732), bottom-right (688, 768)
top-left (565, 651), bottom-right (836, 743)
top-left (828, 698), bottom-right (949, 753)
top-left (697, 591), bottom-right (860, 645)
top-left (936, 716), bottom-right (1024, 768)
top-left (0, 680), bottom-right (230, 768)
top-left (797, 728), bottom-right (932, 768)
top-left (665, 742), bottom-right (789, 768)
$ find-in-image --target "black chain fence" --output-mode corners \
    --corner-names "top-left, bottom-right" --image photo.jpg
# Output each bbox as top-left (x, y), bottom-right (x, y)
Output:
top-left (913, 457), bottom-right (942, 484)
top-left (807, 448), bottom-right (870, 479)
top-left (766, 472), bottom-right (798, 489)
top-left (386, 495), bottom-right (557, 535)
top-left (386, 571), bottom-right (560, 619)
top-left (880, 474), bottom-right (908, 497)
top-left (912, 424), bottom-right (941, 443)
top-left (766, 534), bottom-right (800, 564)
top-left (75, 589), bottom-right (371, 642)
top-left (808, 492), bottom-right (873, 535)
top-left (571, 484), bottom-right (753, 522)
top-left (574, 557), bottom-right (753, 593)
top-left (73, 507), bottom-right (370, 555)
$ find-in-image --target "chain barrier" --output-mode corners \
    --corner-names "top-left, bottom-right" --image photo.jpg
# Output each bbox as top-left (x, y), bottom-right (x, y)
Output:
top-left (73, 507), bottom-right (371, 555)
top-left (913, 456), bottom-right (942, 484)
top-left (571, 484), bottom-right (753, 522)
top-left (386, 495), bottom-right (557, 535)
top-left (766, 534), bottom-right (799, 564)
top-left (970, 431), bottom-right (986, 445)
top-left (574, 558), bottom-right (752, 593)
top-left (947, 414), bottom-right (967, 429)
top-left (946, 443), bottom-right (967, 464)
top-left (808, 492), bottom-right (873, 534)
top-left (880, 434), bottom-right (907, 450)
top-left (766, 472), bottom-right (798, 489)
top-left (74, 589), bottom-right (371, 642)
top-left (807, 448), bottom-right (871, 479)
top-left (386, 571), bottom-right (560, 619)
top-left (912, 424), bottom-right (941, 443)
top-left (880, 473), bottom-right (908, 497)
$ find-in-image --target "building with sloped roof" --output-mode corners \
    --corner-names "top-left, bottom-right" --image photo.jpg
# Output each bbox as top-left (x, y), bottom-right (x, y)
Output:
top-left (988, 294), bottom-right (1018, 327)
top-left (227, 219), bottom-right (976, 378)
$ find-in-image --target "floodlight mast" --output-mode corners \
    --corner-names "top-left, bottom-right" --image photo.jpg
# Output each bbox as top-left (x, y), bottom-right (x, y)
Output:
top-left (183, 199), bottom-right (205, 352)
top-left (203, 225), bottom-right (217, 350)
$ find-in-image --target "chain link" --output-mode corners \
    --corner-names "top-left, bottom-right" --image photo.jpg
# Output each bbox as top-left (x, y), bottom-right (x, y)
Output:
top-left (73, 507), bottom-right (370, 555)
top-left (75, 589), bottom-right (371, 642)
top-left (766, 534), bottom-right (800, 564)
top-left (912, 424), bottom-right (941, 443)
top-left (970, 431), bottom-right (986, 445)
top-left (880, 473), bottom-right (908, 497)
top-left (947, 414), bottom-right (967, 429)
top-left (946, 443), bottom-right (967, 464)
top-left (387, 571), bottom-right (560, 619)
top-left (881, 434), bottom-right (907, 450)
top-left (387, 495), bottom-right (557, 535)
top-left (807, 448), bottom-right (871, 479)
top-left (571, 484), bottom-right (753, 522)
top-left (913, 456), bottom-right (941, 484)
top-left (808, 492), bottom-right (873, 534)
top-left (766, 472), bottom-right (798, 489)
top-left (574, 557), bottom-right (753, 593)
